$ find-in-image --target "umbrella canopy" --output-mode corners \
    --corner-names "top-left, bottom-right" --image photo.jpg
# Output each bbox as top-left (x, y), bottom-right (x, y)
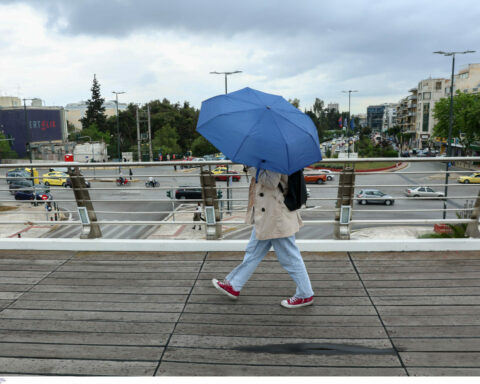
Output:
top-left (196, 87), bottom-right (322, 175)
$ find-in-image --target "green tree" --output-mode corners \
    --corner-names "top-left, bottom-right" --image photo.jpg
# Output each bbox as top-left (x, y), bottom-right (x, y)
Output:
top-left (288, 98), bottom-right (300, 108)
top-left (152, 123), bottom-right (181, 155)
top-left (191, 136), bottom-right (218, 156)
top-left (0, 132), bottom-right (17, 159)
top-left (433, 92), bottom-right (480, 155)
top-left (80, 74), bottom-right (107, 131)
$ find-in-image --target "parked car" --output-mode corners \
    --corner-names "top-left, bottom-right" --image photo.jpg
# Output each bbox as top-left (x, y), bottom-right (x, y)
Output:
top-left (304, 172), bottom-right (327, 184)
top-left (42, 171), bottom-right (68, 186)
top-left (64, 178), bottom-right (91, 188)
top-left (405, 186), bottom-right (445, 198)
top-left (187, 157), bottom-right (207, 168)
top-left (9, 179), bottom-right (37, 195)
top-left (457, 173), bottom-right (480, 184)
top-left (14, 186), bottom-right (53, 210)
top-left (356, 189), bottom-right (394, 205)
top-left (6, 169), bottom-right (31, 184)
top-left (211, 167), bottom-right (241, 181)
top-left (167, 186), bottom-right (223, 200)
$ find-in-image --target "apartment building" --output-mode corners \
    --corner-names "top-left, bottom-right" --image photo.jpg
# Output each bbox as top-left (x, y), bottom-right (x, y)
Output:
top-left (454, 63), bottom-right (480, 94)
top-left (382, 103), bottom-right (398, 132)
top-left (65, 100), bottom-right (128, 130)
top-left (327, 102), bottom-right (339, 112)
top-left (366, 105), bottom-right (385, 132)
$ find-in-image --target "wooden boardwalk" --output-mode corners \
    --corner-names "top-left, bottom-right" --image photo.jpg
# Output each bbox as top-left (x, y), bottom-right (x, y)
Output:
top-left (0, 249), bottom-right (479, 376)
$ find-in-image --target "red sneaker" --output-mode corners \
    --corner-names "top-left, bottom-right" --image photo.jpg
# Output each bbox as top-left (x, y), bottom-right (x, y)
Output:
top-left (281, 296), bottom-right (314, 308)
top-left (212, 278), bottom-right (240, 300)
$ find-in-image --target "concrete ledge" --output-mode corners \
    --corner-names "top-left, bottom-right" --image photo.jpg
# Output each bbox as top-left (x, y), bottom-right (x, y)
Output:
top-left (0, 238), bottom-right (479, 252)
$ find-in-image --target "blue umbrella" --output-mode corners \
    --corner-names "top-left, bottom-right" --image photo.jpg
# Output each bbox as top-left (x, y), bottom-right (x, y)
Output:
top-left (196, 87), bottom-right (322, 175)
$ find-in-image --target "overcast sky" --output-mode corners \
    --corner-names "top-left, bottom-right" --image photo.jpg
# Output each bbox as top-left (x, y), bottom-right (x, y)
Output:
top-left (0, 0), bottom-right (479, 114)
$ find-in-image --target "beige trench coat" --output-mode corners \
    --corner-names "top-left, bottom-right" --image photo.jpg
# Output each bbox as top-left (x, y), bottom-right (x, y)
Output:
top-left (245, 169), bottom-right (303, 240)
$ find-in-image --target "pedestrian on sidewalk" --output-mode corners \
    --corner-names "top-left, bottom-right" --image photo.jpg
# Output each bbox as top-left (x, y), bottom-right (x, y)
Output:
top-left (192, 202), bottom-right (204, 230)
top-left (212, 167), bottom-right (314, 308)
top-left (129, 168), bottom-right (133, 180)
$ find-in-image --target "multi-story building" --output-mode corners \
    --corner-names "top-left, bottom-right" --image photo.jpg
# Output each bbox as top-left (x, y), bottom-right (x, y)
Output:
top-left (356, 113), bottom-right (367, 128)
top-left (454, 63), bottom-right (480, 94)
top-left (327, 103), bottom-right (339, 112)
top-left (367, 105), bottom-right (386, 132)
top-left (0, 96), bottom-right (22, 107)
top-left (382, 103), bottom-right (398, 132)
top-left (65, 100), bottom-right (128, 131)
top-left (416, 78), bottom-right (448, 149)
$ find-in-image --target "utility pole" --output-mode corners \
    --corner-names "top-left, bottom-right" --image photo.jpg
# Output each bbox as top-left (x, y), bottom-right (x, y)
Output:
top-left (210, 70), bottom-right (242, 94)
top-left (433, 50), bottom-right (475, 219)
top-left (136, 106), bottom-right (141, 161)
top-left (112, 91), bottom-right (125, 161)
top-left (147, 104), bottom-right (153, 162)
top-left (341, 90), bottom-right (358, 158)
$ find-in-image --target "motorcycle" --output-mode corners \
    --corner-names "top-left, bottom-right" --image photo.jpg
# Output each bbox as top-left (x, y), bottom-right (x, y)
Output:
top-left (145, 179), bottom-right (160, 188)
top-left (116, 177), bottom-right (130, 186)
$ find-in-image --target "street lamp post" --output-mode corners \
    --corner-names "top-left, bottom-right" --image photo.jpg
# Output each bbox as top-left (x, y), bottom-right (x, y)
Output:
top-left (210, 71), bottom-right (242, 94)
top-left (112, 91), bottom-right (126, 161)
top-left (341, 90), bottom-right (358, 157)
top-left (433, 50), bottom-right (475, 219)
top-left (210, 70), bottom-right (242, 215)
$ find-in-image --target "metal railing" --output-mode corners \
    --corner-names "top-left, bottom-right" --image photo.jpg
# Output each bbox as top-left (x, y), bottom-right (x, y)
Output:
top-left (0, 157), bottom-right (479, 240)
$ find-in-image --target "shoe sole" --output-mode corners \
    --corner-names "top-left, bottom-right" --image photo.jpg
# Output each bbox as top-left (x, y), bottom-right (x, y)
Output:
top-left (212, 279), bottom-right (239, 300)
top-left (281, 299), bottom-right (314, 308)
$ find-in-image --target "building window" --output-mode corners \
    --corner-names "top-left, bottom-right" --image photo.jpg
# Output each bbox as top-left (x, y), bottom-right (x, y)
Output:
top-left (436, 82), bottom-right (442, 90)
top-left (459, 72), bottom-right (469, 79)
top-left (473, 88), bottom-right (479, 93)
top-left (423, 92), bottom-right (431, 100)
top-left (418, 94), bottom-right (422, 101)
top-left (422, 103), bottom-right (430, 132)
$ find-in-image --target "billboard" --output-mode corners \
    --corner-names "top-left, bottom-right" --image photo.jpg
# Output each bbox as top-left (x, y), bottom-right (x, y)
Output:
top-left (0, 108), bottom-right (64, 157)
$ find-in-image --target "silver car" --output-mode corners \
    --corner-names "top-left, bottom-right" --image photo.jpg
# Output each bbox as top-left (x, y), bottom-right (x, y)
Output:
top-left (356, 189), bottom-right (394, 205)
top-left (405, 186), bottom-right (444, 198)
top-left (318, 169), bottom-right (336, 181)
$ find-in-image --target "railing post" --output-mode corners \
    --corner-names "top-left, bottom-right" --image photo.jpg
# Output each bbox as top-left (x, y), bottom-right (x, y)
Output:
top-left (334, 166), bottom-right (355, 240)
top-left (68, 167), bottom-right (102, 239)
top-left (201, 170), bottom-right (222, 239)
top-left (466, 190), bottom-right (480, 238)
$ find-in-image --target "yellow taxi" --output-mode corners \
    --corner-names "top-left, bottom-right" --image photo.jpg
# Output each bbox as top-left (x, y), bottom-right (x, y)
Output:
top-left (457, 172), bottom-right (480, 184)
top-left (43, 171), bottom-right (68, 186)
top-left (211, 166), bottom-right (227, 175)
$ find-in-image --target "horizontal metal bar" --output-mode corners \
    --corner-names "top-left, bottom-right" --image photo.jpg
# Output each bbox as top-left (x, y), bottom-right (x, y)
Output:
top-left (350, 218), bottom-right (474, 224)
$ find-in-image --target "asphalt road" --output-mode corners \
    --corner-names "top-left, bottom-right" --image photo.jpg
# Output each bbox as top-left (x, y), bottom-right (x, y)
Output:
top-left (1, 161), bottom-right (478, 239)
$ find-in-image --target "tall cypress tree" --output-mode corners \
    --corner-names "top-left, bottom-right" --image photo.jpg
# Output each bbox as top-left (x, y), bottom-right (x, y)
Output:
top-left (80, 74), bottom-right (107, 131)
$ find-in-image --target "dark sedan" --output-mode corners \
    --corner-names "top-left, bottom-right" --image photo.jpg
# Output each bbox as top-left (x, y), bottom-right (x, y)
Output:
top-left (14, 187), bottom-right (53, 209)
top-left (167, 187), bottom-right (222, 200)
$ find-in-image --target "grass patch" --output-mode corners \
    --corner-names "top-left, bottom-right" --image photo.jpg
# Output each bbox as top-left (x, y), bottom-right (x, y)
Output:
top-left (313, 161), bottom-right (398, 171)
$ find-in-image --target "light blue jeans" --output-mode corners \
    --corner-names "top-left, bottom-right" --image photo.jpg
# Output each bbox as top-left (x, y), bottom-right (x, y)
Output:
top-left (226, 229), bottom-right (314, 298)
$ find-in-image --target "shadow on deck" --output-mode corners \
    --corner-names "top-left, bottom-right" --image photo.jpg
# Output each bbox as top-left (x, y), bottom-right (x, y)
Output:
top-left (0, 249), bottom-right (479, 376)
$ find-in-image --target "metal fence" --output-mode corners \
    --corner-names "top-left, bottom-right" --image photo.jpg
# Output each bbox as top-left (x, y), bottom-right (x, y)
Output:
top-left (1, 157), bottom-right (479, 240)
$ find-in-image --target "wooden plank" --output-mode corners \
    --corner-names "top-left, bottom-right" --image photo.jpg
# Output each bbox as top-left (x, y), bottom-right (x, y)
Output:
top-left (67, 260), bottom-right (203, 266)
top-left (174, 323), bottom-right (387, 338)
top-left (400, 352), bottom-right (480, 367)
top-left (0, 357), bottom-right (157, 375)
top-left (203, 260), bottom-right (353, 268)
top-left (377, 305), bottom-right (480, 316)
top-left (0, 309), bottom-right (180, 323)
top-left (187, 294), bottom-right (371, 306)
top-left (0, 342), bottom-right (164, 361)
top-left (48, 271), bottom-right (199, 280)
top-left (407, 368), bottom-right (480, 376)
top-left (0, 292), bottom-right (23, 300)
top-left (169, 334), bottom-right (393, 349)
top-left (178, 313), bottom-right (381, 326)
top-left (381, 315), bottom-right (480, 326)
top-left (368, 287), bottom-right (480, 296)
top-left (75, 251), bottom-right (205, 260)
top-left (360, 272), bottom-right (480, 281)
top-left (156, 361), bottom-right (406, 376)
top-left (372, 296), bottom-right (480, 306)
top-left (56, 265), bottom-right (201, 273)
top-left (392, 338), bottom-right (480, 352)
top-left (18, 292), bottom-right (189, 303)
top-left (9, 300), bottom-right (185, 312)
top-left (364, 279), bottom-right (480, 288)
top-left (358, 266), bottom-right (480, 273)
top-left (192, 286), bottom-right (366, 297)
top-left (161, 347), bottom-right (401, 367)
top-left (0, 300), bottom-right (11, 310)
top-left (0, 250), bottom-right (73, 259)
top-left (0, 319), bottom-right (176, 334)
top-left (0, 259), bottom-right (65, 266)
top-left (351, 251), bottom-right (480, 260)
top-left (0, 271), bottom-right (49, 278)
top-left (39, 278), bottom-right (194, 287)
top-left (183, 303), bottom-right (377, 316)
top-left (30, 285), bottom-right (191, 295)
top-left (387, 326), bottom-right (480, 338)
top-left (0, 277), bottom-right (46, 284)
top-left (0, 265), bottom-right (60, 272)
top-left (0, 284), bottom-right (33, 292)
top-left (0, 330), bottom-right (169, 346)
top-left (202, 266), bottom-right (356, 274)
top-left (355, 259), bottom-right (480, 267)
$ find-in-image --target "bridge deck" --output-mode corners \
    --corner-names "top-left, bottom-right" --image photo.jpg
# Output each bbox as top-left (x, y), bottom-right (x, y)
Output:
top-left (0, 249), bottom-right (479, 376)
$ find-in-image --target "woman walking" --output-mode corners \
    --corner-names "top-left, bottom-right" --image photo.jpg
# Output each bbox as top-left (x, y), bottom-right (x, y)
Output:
top-left (212, 167), bottom-right (314, 308)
